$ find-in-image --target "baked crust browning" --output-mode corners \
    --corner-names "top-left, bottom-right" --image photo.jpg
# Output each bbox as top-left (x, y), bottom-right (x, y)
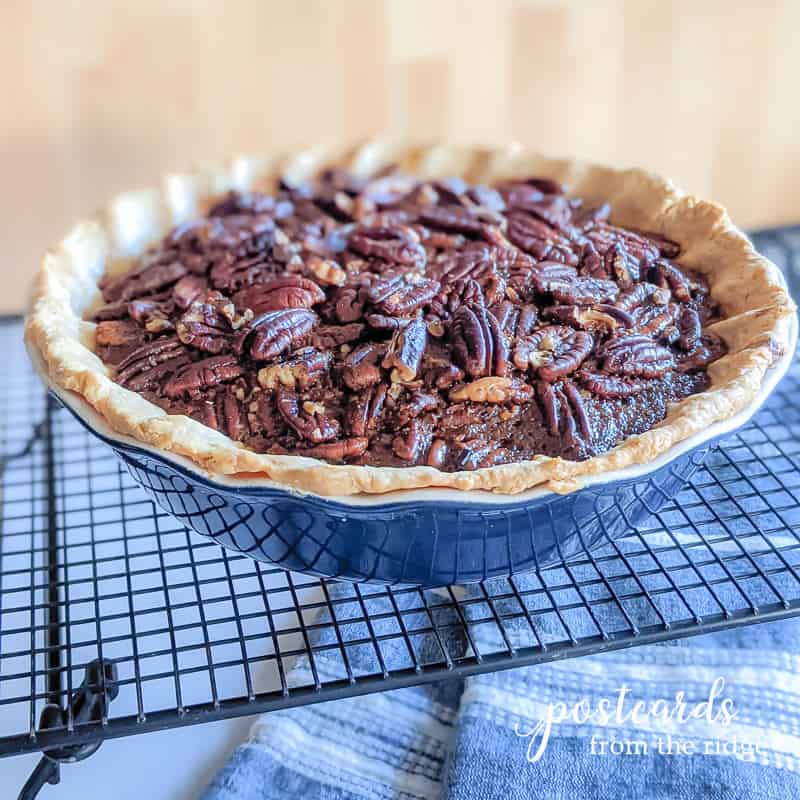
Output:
top-left (26, 142), bottom-right (796, 496)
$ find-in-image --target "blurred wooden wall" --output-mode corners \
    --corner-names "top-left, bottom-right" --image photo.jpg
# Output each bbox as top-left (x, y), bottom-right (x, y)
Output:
top-left (4, 0), bottom-right (800, 313)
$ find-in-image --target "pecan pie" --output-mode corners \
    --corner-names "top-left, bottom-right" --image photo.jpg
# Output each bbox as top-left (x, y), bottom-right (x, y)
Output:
top-left (26, 144), bottom-right (795, 495)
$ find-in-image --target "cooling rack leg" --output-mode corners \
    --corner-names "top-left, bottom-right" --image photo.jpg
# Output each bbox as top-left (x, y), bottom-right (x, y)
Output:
top-left (17, 758), bottom-right (60, 800)
top-left (16, 659), bottom-right (120, 800)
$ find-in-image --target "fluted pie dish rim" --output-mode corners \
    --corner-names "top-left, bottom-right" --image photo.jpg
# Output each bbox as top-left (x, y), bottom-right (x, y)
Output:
top-left (24, 141), bottom-right (797, 497)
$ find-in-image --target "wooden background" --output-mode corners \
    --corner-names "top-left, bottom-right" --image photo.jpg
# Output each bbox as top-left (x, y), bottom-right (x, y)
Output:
top-left (4, 0), bottom-right (800, 313)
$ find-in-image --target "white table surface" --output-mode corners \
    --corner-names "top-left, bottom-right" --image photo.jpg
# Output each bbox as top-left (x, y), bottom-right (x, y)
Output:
top-left (1, 715), bottom-right (255, 799)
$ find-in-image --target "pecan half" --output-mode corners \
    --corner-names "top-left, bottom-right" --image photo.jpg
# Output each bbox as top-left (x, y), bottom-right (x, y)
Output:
top-left (513, 326), bottom-right (593, 382)
top-left (601, 334), bottom-right (676, 378)
top-left (550, 276), bottom-right (619, 306)
top-left (382, 317), bottom-right (427, 381)
top-left (543, 304), bottom-right (633, 332)
top-left (450, 303), bottom-right (508, 378)
top-left (115, 337), bottom-right (191, 391)
top-left (349, 225), bottom-right (426, 269)
top-left (101, 261), bottom-right (187, 303)
top-left (616, 282), bottom-right (671, 312)
top-left (506, 212), bottom-right (578, 264)
top-left (234, 276), bottom-right (325, 314)
top-left (490, 301), bottom-right (539, 338)
top-left (247, 309), bottom-right (317, 361)
top-left (677, 334), bottom-right (725, 373)
top-left (163, 355), bottom-right (244, 398)
top-left (676, 307), bottom-right (701, 351)
top-left (346, 382), bottom-right (388, 436)
top-left (577, 371), bottom-right (651, 399)
top-left (649, 260), bottom-right (692, 302)
top-left (392, 418), bottom-right (430, 462)
top-left (310, 322), bottom-right (365, 349)
top-left (94, 320), bottom-right (147, 365)
top-left (367, 271), bottom-right (440, 316)
top-left (418, 204), bottom-right (503, 243)
top-left (173, 274), bottom-right (209, 310)
top-left (397, 391), bottom-right (439, 424)
top-left (214, 383), bottom-right (250, 441)
top-left (128, 299), bottom-right (174, 333)
top-left (303, 437), bottom-right (368, 461)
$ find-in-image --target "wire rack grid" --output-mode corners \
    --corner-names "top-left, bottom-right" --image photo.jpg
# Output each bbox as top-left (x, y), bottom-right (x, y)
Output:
top-left (2, 227), bottom-right (800, 772)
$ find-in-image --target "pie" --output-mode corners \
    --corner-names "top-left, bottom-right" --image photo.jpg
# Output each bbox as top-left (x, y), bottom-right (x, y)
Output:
top-left (26, 143), bottom-right (796, 496)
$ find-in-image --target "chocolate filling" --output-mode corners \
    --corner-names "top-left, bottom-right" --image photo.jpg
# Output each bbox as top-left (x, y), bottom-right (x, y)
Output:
top-left (91, 167), bottom-right (726, 471)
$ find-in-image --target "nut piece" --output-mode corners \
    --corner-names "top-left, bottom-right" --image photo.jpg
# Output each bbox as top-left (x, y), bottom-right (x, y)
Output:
top-left (306, 254), bottom-right (347, 287)
top-left (450, 376), bottom-right (533, 404)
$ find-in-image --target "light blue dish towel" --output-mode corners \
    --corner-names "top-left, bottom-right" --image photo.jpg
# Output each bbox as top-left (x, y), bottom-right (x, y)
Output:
top-left (202, 576), bottom-right (800, 800)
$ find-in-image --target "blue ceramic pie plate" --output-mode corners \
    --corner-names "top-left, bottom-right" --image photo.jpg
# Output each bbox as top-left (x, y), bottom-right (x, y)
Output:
top-left (29, 316), bottom-right (796, 587)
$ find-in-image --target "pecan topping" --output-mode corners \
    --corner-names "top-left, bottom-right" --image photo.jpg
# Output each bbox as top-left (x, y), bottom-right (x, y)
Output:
top-left (95, 319), bottom-right (142, 348)
top-left (247, 309), bottom-right (317, 361)
top-left (616, 282), bottom-right (671, 312)
top-left (94, 167), bottom-right (725, 471)
top-left (513, 326), bottom-right (593, 382)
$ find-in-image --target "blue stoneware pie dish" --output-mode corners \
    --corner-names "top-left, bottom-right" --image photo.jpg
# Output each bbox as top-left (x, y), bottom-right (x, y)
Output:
top-left (25, 143), bottom-right (797, 585)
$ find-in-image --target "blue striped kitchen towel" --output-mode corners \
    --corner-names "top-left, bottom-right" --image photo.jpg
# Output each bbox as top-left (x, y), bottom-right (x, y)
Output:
top-left (202, 571), bottom-right (800, 800)
top-left (203, 228), bottom-right (800, 800)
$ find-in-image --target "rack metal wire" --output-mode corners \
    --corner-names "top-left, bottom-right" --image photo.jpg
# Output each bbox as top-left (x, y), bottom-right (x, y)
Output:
top-left (2, 227), bottom-right (800, 794)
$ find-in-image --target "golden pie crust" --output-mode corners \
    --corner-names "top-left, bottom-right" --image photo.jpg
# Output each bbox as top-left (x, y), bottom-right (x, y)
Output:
top-left (25, 142), bottom-right (797, 496)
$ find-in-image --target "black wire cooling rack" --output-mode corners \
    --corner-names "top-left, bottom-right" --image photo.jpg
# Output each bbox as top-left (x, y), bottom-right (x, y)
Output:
top-left (2, 227), bottom-right (800, 798)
